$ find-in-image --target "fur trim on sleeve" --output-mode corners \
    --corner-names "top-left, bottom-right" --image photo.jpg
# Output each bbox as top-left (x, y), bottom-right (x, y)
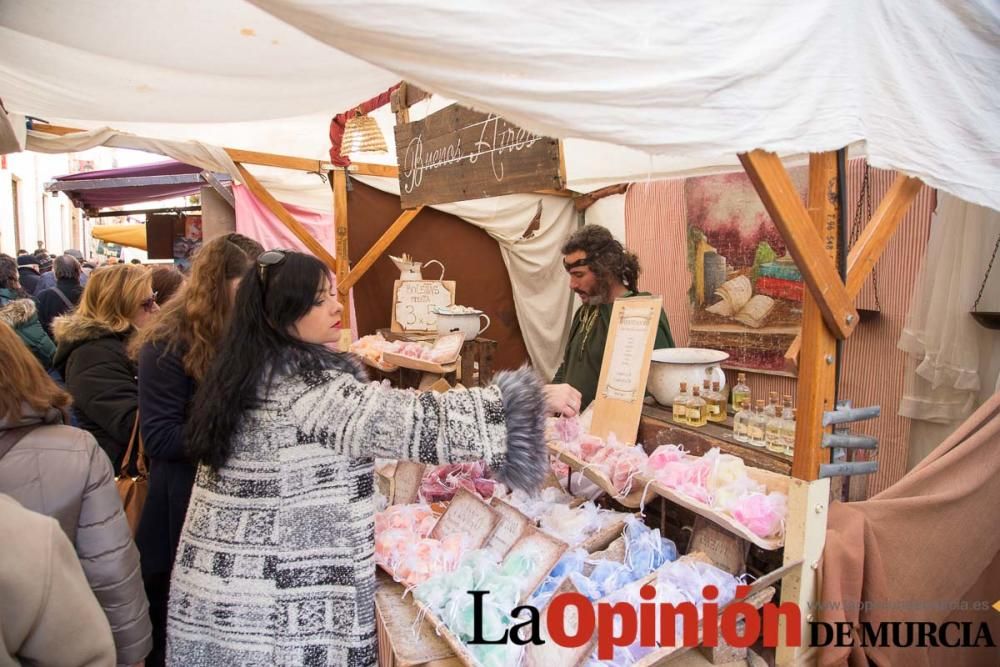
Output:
top-left (492, 366), bottom-right (547, 493)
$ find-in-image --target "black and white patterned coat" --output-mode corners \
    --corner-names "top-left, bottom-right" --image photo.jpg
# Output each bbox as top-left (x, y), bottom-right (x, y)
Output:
top-left (167, 360), bottom-right (545, 667)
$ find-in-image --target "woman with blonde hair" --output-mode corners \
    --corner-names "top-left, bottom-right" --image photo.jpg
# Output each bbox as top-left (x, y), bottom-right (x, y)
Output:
top-left (0, 322), bottom-right (152, 666)
top-left (53, 263), bottom-right (160, 468)
top-left (132, 233), bottom-right (262, 667)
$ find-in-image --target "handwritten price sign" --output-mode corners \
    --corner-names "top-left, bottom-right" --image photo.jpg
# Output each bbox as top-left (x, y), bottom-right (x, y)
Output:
top-left (391, 280), bottom-right (456, 333)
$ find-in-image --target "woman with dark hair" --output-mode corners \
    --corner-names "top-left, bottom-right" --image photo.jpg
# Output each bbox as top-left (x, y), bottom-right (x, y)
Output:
top-left (167, 250), bottom-right (546, 667)
top-left (149, 265), bottom-right (186, 307)
top-left (132, 233), bottom-right (262, 667)
top-left (0, 253), bottom-right (56, 368)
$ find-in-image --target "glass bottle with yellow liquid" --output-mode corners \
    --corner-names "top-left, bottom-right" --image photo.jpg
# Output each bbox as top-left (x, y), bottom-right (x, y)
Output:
top-left (730, 372), bottom-right (751, 411)
top-left (672, 382), bottom-right (690, 424)
top-left (780, 406), bottom-right (796, 456)
top-left (748, 399), bottom-right (767, 447)
top-left (705, 380), bottom-right (727, 423)
top-left (686, 387), bottom-right (708, 427)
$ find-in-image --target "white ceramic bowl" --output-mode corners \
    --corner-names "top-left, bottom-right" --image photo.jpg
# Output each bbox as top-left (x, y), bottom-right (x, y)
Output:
top-left (433, 307), bottom-right (491, 340)
top-left (648, 347), bottom-right (729, 406)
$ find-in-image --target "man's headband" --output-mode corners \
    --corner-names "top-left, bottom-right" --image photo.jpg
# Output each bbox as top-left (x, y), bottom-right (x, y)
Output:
top-left (563, 256), bottom-right (589, 272)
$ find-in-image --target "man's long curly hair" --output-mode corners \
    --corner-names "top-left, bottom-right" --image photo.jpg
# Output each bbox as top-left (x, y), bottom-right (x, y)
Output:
top-left (131, 233), bottom-right (262, 382)
top-left (561, 225), bottom-right (641, 298)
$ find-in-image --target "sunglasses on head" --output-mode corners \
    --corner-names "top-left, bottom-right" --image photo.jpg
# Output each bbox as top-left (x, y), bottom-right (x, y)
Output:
top-left (141, 292), bottom-right (159, 312)
top-left (258, 249), bottom-right (290, 282)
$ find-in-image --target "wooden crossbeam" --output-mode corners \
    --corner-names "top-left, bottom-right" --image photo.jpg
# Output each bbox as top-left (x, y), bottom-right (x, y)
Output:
top-left (234, 163), bottom-right (337, 271)
top-left (792, 152), bottom-right (840, 481)
top-left (339, 207), bottom-right (424, 294)
top-left (349, 163), bottom-right (399, 179)
top-left (739, 150), bottom-right (858, 340)
top-left (845, 174), bottom-right (923, 296)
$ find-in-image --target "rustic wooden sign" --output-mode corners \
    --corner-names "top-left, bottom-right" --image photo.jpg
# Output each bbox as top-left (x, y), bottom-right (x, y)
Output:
top-left (394, 103), bottom-right (563, 208)
top-left (430, 488), bottom-right (500, 548)
top-left (688, 517), bottom-right (749, 575)
top-left (389, 461), bottom-right (425, 505)
top-left (484, 498), bottom-right (533, 559)
top-left (390, 279), bottom-right (456, 333)
top-left (590, 296), bottom-right (663, 443)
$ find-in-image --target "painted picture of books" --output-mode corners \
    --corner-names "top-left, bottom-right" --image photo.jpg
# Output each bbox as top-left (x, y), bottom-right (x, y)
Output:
top-left (685, 168), bottom-right (807, 376)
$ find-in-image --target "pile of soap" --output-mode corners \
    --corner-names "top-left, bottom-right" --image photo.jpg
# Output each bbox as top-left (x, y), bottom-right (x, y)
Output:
top-left (374, 503), bottom-right (472, 586)
top-left (419, 461), bottom-right (498, 503)
top-left (415, 550), bottom-right (533, 667)
top-left (578, 432), bottom-right (650, 495)
top-left (504, 486), bottom-right (576, 522)
top-left (644, 445), bottom-right (788, 538)
top-left (350, 333), bottom-right (399, 371)
top-left (583, 558), bottom-right (739, 665)
top-left (538, 501), bottom-right (628, 548)
top-left (529, 516), bottom-right (678, 610)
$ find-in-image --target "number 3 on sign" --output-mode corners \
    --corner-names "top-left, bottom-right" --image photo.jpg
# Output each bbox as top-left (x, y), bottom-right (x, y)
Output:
top-left (404, 305), bottom-right (417, 326)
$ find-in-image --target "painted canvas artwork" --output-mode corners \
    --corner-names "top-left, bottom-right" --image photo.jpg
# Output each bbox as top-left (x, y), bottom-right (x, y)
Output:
top-left (685, 168), bottom-right (807, 375)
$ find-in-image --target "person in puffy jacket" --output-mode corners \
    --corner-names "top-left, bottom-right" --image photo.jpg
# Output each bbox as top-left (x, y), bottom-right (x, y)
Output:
top-left (0, 321), bottom-right (152, 666)
top-left (52, 263), bottom-right (160, 468)
top-left (0, 253), bottom-right (56, 368)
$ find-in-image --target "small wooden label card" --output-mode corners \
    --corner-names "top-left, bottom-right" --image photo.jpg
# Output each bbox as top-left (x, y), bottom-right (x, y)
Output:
top-left (430, 487), bottom-right (500, 548)
top-left (502, 527), bottom-right (567, 603)
top-left (688, 517), bottom-right (749, 576)
top-left (484, 498), bottom-right (533, 559)
top-left (390, 461), bottom-right (425, 505)
top-left (390, 279), bottom-right (456, 333)
top-left (590, 296), bottom-right (663, 442)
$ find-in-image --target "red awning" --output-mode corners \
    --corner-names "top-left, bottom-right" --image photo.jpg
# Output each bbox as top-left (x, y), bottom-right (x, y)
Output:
top-left (51, 160), bottom-right (205, 210)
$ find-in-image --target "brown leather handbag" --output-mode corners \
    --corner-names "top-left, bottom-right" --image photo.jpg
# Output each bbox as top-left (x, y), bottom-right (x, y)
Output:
top-left (115, 413), bottom-right (148, 535)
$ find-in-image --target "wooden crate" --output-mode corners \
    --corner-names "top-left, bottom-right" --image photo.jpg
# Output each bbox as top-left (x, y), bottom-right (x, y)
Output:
top-left (376, 579), bottom-right (460, 667)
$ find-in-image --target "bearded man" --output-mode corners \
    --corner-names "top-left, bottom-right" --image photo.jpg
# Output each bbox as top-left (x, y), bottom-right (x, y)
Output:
top-left (548, 225), bottom-right (675, 412)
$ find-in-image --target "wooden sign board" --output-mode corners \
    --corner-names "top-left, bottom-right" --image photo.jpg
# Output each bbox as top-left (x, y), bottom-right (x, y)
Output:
top-left (484, 498), bottom-right (533, 559)
top-left (390, 279), bottom-right (456, 333)
top-left (394, 103), bottom-right (564, 208)
top-left (590, 296), bottom-right (663, 443)
top-left (390, 461), bottom-right (425, 505)
top-left (430, 487), bottom-right (500, 548)
top-left (688, 517), bottom-right (749, 575)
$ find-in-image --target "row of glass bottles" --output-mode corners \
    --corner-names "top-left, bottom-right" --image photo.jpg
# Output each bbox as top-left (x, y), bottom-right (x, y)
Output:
top-left (733, 394), bottom-right (795, 455)
top-left (671, 380), bottom-right (728, 428)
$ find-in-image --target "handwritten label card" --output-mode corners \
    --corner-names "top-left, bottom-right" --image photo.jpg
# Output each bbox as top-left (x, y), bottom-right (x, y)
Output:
top-left (502, 527), bottom-right (567, 602)
top-left (484, 499), bottom-right (532, 559)
top-left (390, 461), bottom-right (425, 505)
top-left (390, 280), bottom-right (456, 333)
top-left (590, 296), bottom-right (662, 442)
top-left (430, 488), bottom-right (500, 548)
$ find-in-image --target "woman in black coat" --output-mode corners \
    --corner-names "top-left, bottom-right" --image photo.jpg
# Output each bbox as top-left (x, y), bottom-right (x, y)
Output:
top-left (132, 233), bottom-right (262, 667)
top-left (52, 264), bottom-right (160, 469)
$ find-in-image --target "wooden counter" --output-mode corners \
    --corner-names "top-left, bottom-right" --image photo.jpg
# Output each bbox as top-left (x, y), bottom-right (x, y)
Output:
top-left (639, 401), bottom-right (792, 476)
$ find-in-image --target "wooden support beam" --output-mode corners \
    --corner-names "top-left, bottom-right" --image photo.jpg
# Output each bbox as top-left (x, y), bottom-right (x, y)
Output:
top-left (234, 163), bottom-right (337, 272)
top-left (29, 123), bottom-right (332, 173)
top-left (332, 169), bottom-right (351, 328)
top-left (349, 163), bottom-right (399, 179)
top-left (339, 207), bottom-right (424, 294)
top-left (390, 82), bottom-right (431, 115)
top-left (739, 150), bottom-right (858, 340)
top-left (573, 183), bottom-right (629, 211)
top-left (791, 152), bottom-right (840, 481)
top-left (201, 171), bottom-right (235, 208)
top-left (846, 174), bottom-right (923, 296)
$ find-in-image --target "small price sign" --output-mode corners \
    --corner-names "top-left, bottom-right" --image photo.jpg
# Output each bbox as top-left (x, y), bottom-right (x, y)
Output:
top-left (390, 280), bottom-right (456, 333)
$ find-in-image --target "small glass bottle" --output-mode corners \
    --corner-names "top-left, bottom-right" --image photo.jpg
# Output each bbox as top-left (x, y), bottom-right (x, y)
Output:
top-left (765, 413), bottom-right (785, 453)
top-left (748, 399), bottom-right (767, 447)
top-left (705, 380), bottom-right (727, 423)
top-left (764, 391), bottom-right (779, 419)
top-left (686, 387), bottom-right (708, 427)
top-left (730, 372), bottom-right (751, 411)
top-left (733, 401), bottom-right (751, 443)
top-left (781, 407), bottom-right (797, 456)
top-left (672, 382), bottom-right (690, 424)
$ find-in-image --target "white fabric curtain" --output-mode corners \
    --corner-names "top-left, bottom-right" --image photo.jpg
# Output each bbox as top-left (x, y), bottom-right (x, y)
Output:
top-left (899, 193), bottom-right (1000, 426)
top-left (251, 0), bottom-right (1000, 212)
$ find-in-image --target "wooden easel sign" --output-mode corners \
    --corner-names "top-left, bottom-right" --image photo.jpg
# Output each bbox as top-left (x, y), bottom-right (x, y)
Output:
top-left (590, 296), bottom-right (662, 443)
top-left (389, 279), bottom-right (456, 333)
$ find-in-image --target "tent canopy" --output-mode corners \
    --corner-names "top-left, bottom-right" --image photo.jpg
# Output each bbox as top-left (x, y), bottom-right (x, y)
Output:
top-left (2, 0), bottom-right (997, 210)
top-left (90, 223), bottom-right (148, 250)
top-left (52, 160), bottom-right (204, 210)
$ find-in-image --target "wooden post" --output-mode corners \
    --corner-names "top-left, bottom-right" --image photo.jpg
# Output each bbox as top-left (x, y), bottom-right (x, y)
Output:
top-left (339, 207), bottom-right (424, 294)
top-left (776, 477), bottom-right (830, 665)
top-left (739, 150), bottom-right (858, 340)
top-left (332, 168), bottom-right (351, 334)
top-left (234, 163), bottom-right (337, 271)
top-left (790, 152), bottom-right (841, 481)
